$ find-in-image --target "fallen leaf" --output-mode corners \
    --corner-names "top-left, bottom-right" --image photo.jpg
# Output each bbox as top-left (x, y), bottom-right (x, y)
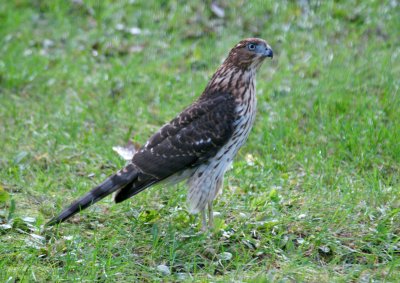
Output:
top-left (156, 264), bottom-right (171, 276)
top-left (218, 252), bottom-right (232, 261)
top-left (22, 216), bottom-right (36, 223)
top-left (211, 2), bottom-right (225, 18)
top-left (14, 151), bottom-right (28, 164)
top-left (128, 27), bottom-right (141, 35)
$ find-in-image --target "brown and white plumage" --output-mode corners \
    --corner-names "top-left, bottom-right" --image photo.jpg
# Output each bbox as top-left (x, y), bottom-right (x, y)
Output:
top-left (47, 38), bottom-right (273, 229)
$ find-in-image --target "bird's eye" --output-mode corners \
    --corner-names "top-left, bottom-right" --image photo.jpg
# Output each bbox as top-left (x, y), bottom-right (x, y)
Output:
top-left (247, 43), bottom-right (256, 51)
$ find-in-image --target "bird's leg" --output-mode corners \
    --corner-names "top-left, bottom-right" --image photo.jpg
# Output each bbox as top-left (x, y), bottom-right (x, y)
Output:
top-left (208, 201), bottom-right (214, 229)
top-left (201, 209), bottom-right (207, 231)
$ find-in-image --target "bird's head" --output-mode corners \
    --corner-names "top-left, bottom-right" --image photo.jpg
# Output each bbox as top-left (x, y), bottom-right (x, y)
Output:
top-left (226, 38), bottom-right (273, 70)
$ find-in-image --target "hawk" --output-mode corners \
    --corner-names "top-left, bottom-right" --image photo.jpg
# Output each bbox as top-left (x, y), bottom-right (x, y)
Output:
top-left (47, 38), bottom-right (273, 230)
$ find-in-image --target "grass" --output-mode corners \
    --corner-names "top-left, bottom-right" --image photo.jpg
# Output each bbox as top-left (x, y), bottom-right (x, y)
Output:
top-left (0, 0), bottom-right (399, 281)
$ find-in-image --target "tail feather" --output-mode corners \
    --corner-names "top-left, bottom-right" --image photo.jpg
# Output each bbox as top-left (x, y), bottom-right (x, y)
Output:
top-left (114, 177), bottom-right (158, 203)
top-left (46, 163), bottom-right (139, 226)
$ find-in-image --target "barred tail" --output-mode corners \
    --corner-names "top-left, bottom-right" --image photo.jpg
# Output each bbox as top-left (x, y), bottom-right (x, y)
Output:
top-left (46, 163), bottom-right (139, 226)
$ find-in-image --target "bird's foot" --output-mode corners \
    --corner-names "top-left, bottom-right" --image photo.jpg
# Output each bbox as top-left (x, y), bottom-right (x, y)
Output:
top-left (200, 203), bottom-right (215, 232)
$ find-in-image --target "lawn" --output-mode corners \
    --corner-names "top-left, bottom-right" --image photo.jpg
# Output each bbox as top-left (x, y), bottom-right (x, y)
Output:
top-left (0, 0), bottom-right (399, 282)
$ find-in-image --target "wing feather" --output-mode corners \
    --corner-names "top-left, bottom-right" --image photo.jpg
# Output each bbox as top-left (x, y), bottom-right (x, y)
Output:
top-left (133, 93), bottom-right (236, 178)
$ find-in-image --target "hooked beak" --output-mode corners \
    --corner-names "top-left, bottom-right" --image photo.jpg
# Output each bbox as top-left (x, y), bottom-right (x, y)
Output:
top-left (264, 46), bottom-right (273, 58)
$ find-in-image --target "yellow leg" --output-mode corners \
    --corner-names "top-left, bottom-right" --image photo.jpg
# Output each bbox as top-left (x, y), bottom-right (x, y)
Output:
top-left (201, 209), bottom-right (207, 231)
top-left (208, 202), bottom-right (214, 229)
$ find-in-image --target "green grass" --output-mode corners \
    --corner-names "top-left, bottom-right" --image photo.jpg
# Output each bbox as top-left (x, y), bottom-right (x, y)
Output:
top-left (1, 0), bottom-right (399, 281)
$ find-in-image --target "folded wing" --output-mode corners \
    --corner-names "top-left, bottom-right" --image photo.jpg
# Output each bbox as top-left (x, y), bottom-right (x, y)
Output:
top-left (114, 92), bottom-right (236, 202)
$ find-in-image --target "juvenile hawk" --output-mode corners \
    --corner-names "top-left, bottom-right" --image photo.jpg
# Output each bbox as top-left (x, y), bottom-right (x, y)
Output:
top-left (47, 38), bottom-right (273, 230)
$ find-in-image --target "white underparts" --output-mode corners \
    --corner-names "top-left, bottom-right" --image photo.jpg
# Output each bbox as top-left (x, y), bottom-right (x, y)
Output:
top-left (187, 76), bottom-right (257, 214)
